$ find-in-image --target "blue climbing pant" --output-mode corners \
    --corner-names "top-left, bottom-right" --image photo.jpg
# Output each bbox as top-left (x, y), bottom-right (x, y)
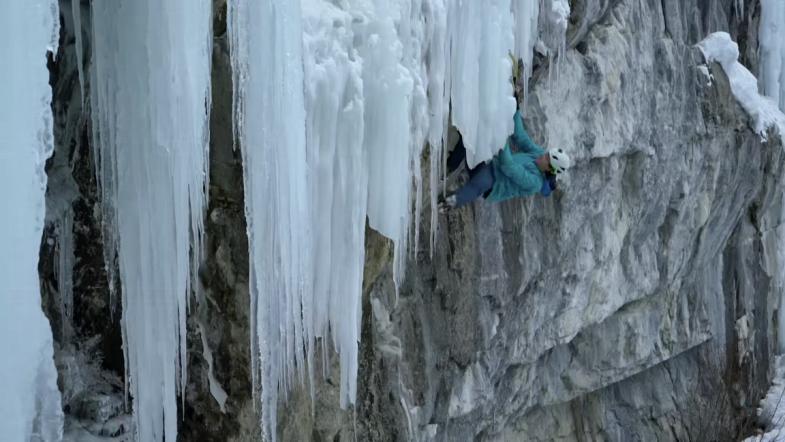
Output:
top-left (447, 136), bottom-right (496, 207)
top-left (455, 163), bottom-right (495, 207)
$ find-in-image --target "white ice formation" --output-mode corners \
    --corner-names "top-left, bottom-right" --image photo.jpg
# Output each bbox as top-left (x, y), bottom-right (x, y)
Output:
top-left (89, 0), bottom-right (213, 440)
top-left (0, 0), bottom-right (64, 440)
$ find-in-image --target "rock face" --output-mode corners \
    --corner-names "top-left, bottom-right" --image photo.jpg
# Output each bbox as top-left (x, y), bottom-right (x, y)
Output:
top-left (41, 0), bottom-right (784, 441)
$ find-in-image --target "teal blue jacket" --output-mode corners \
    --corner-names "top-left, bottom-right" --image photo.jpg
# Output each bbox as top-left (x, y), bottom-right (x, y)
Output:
top-left (487, 111), bottom-right (546, 202)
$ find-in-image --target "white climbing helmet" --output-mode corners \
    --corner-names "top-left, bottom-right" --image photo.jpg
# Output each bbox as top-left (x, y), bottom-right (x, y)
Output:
top-left (548, 148), bottom-right (571, 175)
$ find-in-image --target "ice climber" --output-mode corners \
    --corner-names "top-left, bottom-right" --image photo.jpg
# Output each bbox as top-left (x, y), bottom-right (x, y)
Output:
top-left (438, 108), bottom-right (571, 212)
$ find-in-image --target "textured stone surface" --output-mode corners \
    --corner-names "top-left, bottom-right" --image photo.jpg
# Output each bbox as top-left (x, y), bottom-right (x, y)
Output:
top-left (40, 0), bottom-right (784, 441)
top-left (349, 0), bottom-right (783, 440)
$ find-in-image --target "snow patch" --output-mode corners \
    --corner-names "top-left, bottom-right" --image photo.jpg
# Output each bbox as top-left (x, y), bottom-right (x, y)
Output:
top-left (548, 0), bottom-right (570, 31)
top-left (697, 32), bottom-right (785, 140)
top-left (697, 65), bottom-right (714, 86)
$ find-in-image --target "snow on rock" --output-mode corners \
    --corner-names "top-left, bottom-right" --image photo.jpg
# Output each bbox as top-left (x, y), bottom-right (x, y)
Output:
top-left (89, 1), bottom-right (213, 440)
top-left (0, 0), bottom-right (64, 440)
top-left (697, 65), bottom-right (714, 86)
top-left (699, 32), bottom-right (785, 365)
top-left (698, 32), bottom-right (785, 139)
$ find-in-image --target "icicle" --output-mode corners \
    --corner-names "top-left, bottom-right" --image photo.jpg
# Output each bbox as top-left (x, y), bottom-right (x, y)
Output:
top-left (88, 2), bottom-right (119, 312)
top-left (511, 0), bottom-right (540, 97)
top-left (361, 2), bottom-right (416, 293)
top-left (539, 0), bottom-right (570, 84)
top-left (229, 0), bottom-right (311, 438)
top-left (735, 0), bottom-right (744, 18)
top-left (0, 0), bottom-right (64, 440)
top-left (57, 209), bottom-right (75, 342)
top-left (300, 0), bottom-right (370, 413)
top-left (89, 0), bottom-right (212, 440)
top-left (403, 0), bottom-right (430, 258)
top-left (72, 0), bottom-right (84, 102)
top-left (425, 0), bottom-right (449, 254)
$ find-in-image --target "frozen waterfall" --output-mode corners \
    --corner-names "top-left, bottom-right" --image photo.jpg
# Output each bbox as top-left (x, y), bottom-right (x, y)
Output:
top-left (89, 0), bottom-right (213, 440)
top-left (0, 0), bottom-right (64, 440)
top-left (229, 0), bottom-right (542, 439)
top-left (0, 0), bottom-right (558, 440)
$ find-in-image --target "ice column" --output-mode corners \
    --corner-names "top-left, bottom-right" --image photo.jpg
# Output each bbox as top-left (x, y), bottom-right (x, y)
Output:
top-left (0, 0), bottom-right (64, 440)
top-left (89, 1), bottom-right (212, 440)
top-left (361, 1), bottom-right (418, 289)
top-left (448, 0), bottom-right (516, 168)
top-left (760, 0), bottom-right (785, 111)
top-left (760, 1), bottom-right (785, 354)
top-left (300, 0), bottom-right (368, 412)
top-left (229, 0), bottom-right (312, 439)
top-left (425, 0), bottom-right (450, 251)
